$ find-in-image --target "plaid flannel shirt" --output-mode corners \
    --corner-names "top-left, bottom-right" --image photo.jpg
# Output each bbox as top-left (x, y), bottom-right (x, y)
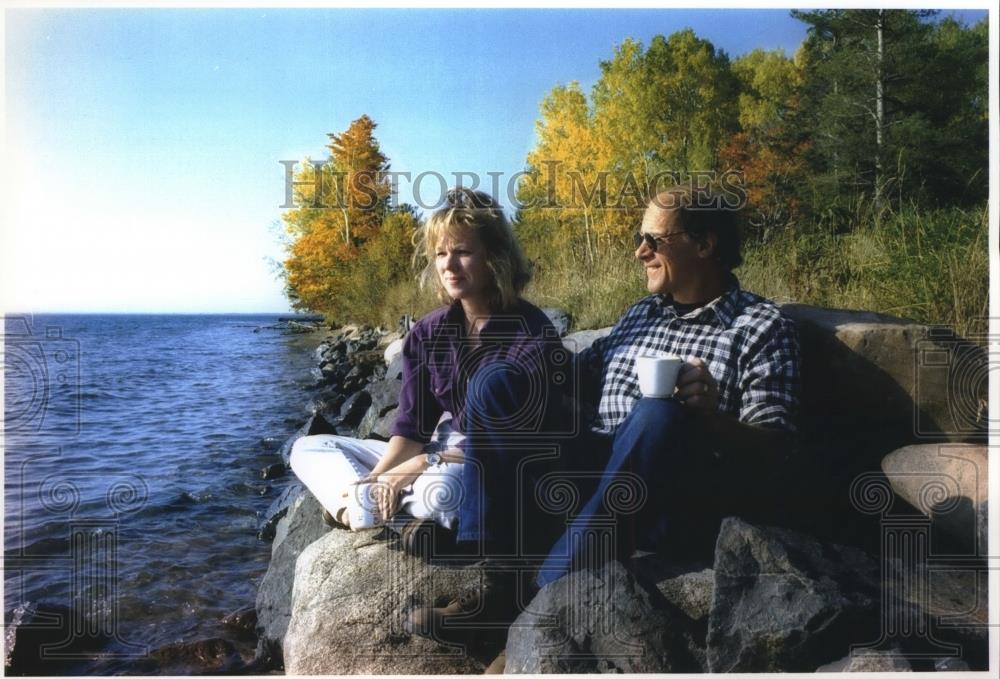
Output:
top-left (578, 277), bottom-right (801, 435)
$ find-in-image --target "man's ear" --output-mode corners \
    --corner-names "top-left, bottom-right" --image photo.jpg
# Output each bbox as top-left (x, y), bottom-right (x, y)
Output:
top-left (696, 232), bottom-right (718, 260)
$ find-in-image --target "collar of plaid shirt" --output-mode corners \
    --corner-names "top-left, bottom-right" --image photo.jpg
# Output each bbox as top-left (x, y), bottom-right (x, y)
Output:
top-left (648, 273), bottom-right (742, 327)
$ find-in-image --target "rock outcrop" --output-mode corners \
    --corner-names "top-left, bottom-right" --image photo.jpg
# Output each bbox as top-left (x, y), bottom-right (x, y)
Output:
top-left (706, 517), bottom-right (881, 672)
top-left (782, 304), bottom-right (988, 445)
top-left (881, 443), bottom-right (988, 553)
top-left (504, 560), bottom-right (701, 674)
top-left (282, 529), bottom-right (486, 674)
top-left (254, 488), bottom-right (330, 666)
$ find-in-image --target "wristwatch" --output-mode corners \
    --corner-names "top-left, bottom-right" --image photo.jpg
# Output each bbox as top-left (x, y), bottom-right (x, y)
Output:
top-left (425, 451), bottom-right (443, 467)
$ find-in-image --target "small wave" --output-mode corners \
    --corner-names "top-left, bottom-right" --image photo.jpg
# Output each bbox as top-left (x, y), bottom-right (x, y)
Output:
top-left (5, 535), bottom-right (71, 559)
top-left (135, 490), bottom-right (214, 518)
top-left (227, 481), bottom-right (269, 498)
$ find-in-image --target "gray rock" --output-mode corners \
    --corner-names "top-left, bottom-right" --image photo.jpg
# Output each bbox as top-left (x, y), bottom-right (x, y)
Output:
top-left (934, 657), bottom-right (971, 671)
top-left (627, 551), bottom-right (714, 624)
top-left (357, 378), bottom-right (403, 439)
top-left (369, 406), bottom-right (398, 441)
top-left (881, 443), bottom-right (987, 553)
top-left (385, 348), bottom-right (404, 380)
top-left (277, 413), bottom-right (338, 465)
top-left (706, 517), bottom-right (881, 673)
top-left (220, 606), bottom-right (257, 636)
top-left (384, 337), bottom-right (404, 368)
top-left (150, 637), bottom-right (245, 674)
top-left (310, 391), bottom-right (345, 418)
top-left (816, 648), bottom-right (913, 672)
top-left (255, 489), bottom-right (330, 656)
top-left (887, 560), bottom-right (989, 669)
top-left (378, 330), bottom-right (404, 350)
top-left (260, 462), bottom-right (286, 480)
top-left (283, 529), bottom-right (485, 674)
top-left (781, 304), bottom-right (987, 443)
top-left (654, 568), bottom-right (714, 623)
top-left (562, 327), bottom-right (612, 353)
top-left (260, 436), bottom-right (282, 451)
top-left (4, 602), bottom-right (111, 675)
top-left (257, 481), bottom-right (304, 542)
top-left (844, 649), bottom-right (913, 672)
top-left (542, 307), bottom-right (572, 336)
top-left (338, 390), bottom-right (372, 428)
top-left (504, 560), bottom-right (699, 674)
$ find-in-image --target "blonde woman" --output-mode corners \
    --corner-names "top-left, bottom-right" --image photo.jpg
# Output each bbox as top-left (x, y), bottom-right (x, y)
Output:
top-left (290, 189), bottom-right (565, 588)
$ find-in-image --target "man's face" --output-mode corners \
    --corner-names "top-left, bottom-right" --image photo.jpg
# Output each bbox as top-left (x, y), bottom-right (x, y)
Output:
top-left (634, 206), bottom-right (699, 297)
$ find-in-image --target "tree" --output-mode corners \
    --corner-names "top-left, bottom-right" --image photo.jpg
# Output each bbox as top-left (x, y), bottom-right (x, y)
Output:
top-left (282, 115), bottom-right (397, 317)
top-left (326, 114), bottom-right (392, 244)
top-left (519, 82), bottom-right (603, 263)
top-left (790, 10), bottom-right (986, 213)
top-left (720, 48), bottom-right (811, 236)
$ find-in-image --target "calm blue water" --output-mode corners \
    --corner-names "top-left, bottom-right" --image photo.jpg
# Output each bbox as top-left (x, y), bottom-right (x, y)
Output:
top-left (3, 313), bottom-right (320, 671)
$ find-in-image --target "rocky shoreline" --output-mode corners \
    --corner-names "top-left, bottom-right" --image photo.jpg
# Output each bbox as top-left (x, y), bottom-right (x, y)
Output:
top-left (247, 306), bottom-right (989, 674)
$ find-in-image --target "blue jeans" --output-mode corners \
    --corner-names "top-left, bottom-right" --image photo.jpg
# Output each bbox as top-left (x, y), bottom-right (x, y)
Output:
top-left (457, 362), bottom-right (562, 556)
top-left (536, 397), bottom-right (691, 588)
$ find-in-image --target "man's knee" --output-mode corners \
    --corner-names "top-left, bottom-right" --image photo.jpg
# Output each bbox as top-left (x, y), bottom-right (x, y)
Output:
top-left (610, 398), bottom-right (690, 475)
top-left (622, 397), bottom-right (685, 437)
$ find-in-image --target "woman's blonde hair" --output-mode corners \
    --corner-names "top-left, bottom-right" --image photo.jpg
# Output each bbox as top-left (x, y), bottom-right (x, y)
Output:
top-left (414, 187), bottom-right (532, 311)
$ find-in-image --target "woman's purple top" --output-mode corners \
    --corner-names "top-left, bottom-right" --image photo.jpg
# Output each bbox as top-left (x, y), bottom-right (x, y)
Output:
top-left (391, 299), bottom-right (566, 444)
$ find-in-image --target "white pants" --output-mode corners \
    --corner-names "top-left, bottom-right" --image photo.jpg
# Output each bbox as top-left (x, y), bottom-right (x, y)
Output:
top-left (289, 434), bottom-right (464, 530)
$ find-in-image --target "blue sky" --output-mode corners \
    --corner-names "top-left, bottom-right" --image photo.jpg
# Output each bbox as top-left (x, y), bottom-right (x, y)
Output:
top-left (2, 7), bottom-right (989, 313)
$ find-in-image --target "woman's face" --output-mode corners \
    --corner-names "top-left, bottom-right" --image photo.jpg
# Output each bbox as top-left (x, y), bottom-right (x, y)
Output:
top-left (435, 228), bottom-right (492, 305)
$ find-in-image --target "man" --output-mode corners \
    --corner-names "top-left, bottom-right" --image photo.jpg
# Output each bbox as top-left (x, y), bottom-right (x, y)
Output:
top-left (408, 187), bottom-right (801, 653)
top-left (536, 186), bottom-right (801, 586)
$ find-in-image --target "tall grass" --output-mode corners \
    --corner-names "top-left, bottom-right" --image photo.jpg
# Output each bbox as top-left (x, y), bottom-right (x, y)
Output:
top-left (738, 205), bottom-right (988, 337)
top-left (522, 247), bottom-right (648, 330)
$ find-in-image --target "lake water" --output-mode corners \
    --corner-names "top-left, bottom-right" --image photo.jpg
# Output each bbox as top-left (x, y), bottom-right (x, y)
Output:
top-left (3, 313), bottom-right (320, 673)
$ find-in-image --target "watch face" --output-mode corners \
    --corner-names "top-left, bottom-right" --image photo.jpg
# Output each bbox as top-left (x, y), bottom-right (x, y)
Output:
top-left (426, 452), bottom-right (442, 467)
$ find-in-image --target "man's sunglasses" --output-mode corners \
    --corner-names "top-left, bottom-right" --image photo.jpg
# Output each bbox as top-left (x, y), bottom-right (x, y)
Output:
top-left (633, 230), bottom-right (687, 252)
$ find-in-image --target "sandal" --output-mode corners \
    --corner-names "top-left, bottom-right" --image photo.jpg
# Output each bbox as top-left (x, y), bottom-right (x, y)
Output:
top-left (399, 518), bottom-right (456, 561)
top-left (322, 507), bottom-right (351, 529)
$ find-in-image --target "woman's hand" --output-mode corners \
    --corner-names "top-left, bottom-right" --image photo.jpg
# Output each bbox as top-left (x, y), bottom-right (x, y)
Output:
top-left (675, 357), bottom-right (719, 412)
top-left (372, 454), bottom-right (430, 522)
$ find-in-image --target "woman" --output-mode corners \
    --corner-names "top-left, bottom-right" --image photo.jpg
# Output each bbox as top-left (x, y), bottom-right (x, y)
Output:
top-left (289, 188), bottom-right (564, 545)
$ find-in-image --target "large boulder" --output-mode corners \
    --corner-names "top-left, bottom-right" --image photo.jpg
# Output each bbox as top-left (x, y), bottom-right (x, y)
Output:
top-left (504, 560), bottom-right (700, 674)
top-left (283, 529), bottom-right (485, 674)
top-left (781, 304), bottom-right (987, 445)
top-left (881, 443), bottom-right (987, 553)
top-left (562, 327), bottom-right (612, 354)
top-left (255, 488), bottom-right (331, 663)
top-left (706, 517), bottom-right (881, 672)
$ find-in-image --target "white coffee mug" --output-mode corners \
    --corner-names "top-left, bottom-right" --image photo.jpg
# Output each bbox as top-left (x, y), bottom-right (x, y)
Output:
top-left (635, 353), bottom-right (684, 398)
top-left (346, 481), bottom-right (384, 531)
